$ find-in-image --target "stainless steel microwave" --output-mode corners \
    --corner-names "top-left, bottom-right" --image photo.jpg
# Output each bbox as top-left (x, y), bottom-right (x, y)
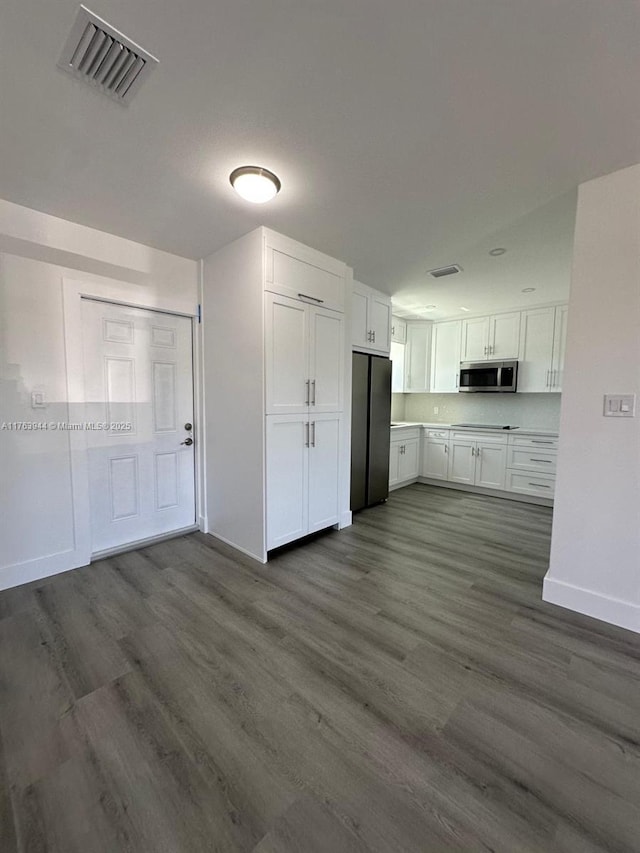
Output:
top-left (459, 360), bottom-right (518, 393)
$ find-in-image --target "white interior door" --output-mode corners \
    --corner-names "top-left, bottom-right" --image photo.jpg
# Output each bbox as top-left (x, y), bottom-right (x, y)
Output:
top-left (81, 300), bottom-right (195, 553)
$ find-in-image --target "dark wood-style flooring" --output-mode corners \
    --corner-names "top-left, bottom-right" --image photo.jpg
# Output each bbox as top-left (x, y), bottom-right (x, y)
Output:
top-left (1, 485), bottom-right (639, 852)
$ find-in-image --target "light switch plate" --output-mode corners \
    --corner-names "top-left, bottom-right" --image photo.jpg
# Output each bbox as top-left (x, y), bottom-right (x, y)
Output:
top-left (603, 394), bottom-right (636, 417)
top-left (31, 390), bottom-right (47, 409)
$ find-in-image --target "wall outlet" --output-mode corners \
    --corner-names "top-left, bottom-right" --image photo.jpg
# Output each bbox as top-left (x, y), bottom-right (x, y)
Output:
top-left (433, 406), bottom-right (439, 415)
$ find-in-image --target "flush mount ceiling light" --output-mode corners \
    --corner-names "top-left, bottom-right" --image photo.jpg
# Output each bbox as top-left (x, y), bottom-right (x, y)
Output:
top-left (522, 287), bottom-right (536, 293)
top-left (489, 247), bottom-right (507, 256)
top-left (459, 306), bottom-right (471, 312)
top-left (229, 166), bottom-right (281, 203)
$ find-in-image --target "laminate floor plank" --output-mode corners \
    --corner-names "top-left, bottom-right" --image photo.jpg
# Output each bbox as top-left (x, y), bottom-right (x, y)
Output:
top-left (1, 483), bottom-right (639, 852)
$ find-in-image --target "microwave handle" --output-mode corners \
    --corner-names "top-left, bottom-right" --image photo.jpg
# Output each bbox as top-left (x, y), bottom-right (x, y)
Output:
top-left (497, 366), bottom-right (503, 388)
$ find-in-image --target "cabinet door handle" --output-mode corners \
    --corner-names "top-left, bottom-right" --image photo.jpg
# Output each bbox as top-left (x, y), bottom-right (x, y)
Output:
top-left (372, 331), bottom-right (376, 343)
top-left (531, 440), bottom-right (554, 445)
top-left (298, 292), bottom-right (324, 304)
top-left (305, 422), bottom-right (310, 447)
top-left (530, 458), bottom-right (552, 464)
top-left (391, 325), bottom-right (395, 336)
top-left (311, 421), bottom-right (316, 447)
top-left (444, 444), bottom-right (448, 454)
top-left (476, 447), bottom-right (481, 457)
top-left (552, 369), bottom-right (557, 388)
top-left (305, 379), bottom-right (310, 405)
top-left (311, 380), bottom-right (316, 405)
top-left (545, 370), bottom-right (550, 387)
top-left (528, 482), bottom-right (551, 489)
top-left (471, 447), bottom-right (475, 456)
top-left (455, 373), bottom-right (459, 388)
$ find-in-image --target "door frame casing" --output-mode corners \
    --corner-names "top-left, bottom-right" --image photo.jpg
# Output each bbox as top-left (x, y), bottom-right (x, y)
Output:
top-left (62, 277), bottom-right (201, 570)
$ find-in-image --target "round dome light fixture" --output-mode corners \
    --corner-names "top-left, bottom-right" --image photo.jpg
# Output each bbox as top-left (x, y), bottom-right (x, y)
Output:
top-left (229, 166), bottom-right (281, 203)
top-left (522, 287), bottom-right (536, 293)
top-left (489, 247), bottom-right (507, 256)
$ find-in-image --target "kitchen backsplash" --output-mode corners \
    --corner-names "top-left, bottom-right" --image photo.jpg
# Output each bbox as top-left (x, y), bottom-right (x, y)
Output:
top-left (393, 393), bottom-right (561, 431)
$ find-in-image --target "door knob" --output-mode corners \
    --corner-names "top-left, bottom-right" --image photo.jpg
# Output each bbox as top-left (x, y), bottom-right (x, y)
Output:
top-left (181, 437), bottom-right (193, 446)
top-left (184, 422), bottom-right (193, 431)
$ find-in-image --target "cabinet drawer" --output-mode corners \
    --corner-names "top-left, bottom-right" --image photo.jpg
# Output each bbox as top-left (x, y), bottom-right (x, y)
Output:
top-left (509, 434), bottom-right (558, 450)
top-left (426, 429), bottom-right (450, 439)
top-left (451, 431), bottom-right (507, 445)
top-left (506, 471), bottom-right (555, 498)
top-left (265, 246), bottom-right (345, 312)
top-left (507, 447), bottom-right (557, 474)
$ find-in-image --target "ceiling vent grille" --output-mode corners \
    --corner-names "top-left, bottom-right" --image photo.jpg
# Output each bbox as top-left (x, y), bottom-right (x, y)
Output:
top-left (58, 5), bottom-right (158, 105)
top-left (428, 264), bottom-right (463, 278)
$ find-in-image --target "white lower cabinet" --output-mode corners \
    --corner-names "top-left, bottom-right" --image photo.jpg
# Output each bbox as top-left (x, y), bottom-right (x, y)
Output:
top-left (266, 413), bottom-right (341, 549)
top-left (449, 432), bottom-right (507, 489)
top-left (389, 428), bottom-right (420, 489)
top-left (421, 430), bottom-right (450, 480)
top-left (505, 434), bottom-right (557, 499)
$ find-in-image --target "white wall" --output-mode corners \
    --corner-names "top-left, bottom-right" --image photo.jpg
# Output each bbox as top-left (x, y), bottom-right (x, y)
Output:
top-left (0, 199), bottom-right (198, 589)
top-left (544, 164), bottom-right (640, 634)
top-left (201, 229), bottom-right (267, 562)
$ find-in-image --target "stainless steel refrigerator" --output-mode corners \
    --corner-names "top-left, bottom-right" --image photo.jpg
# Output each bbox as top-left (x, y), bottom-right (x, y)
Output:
top-left (350, 353), bottom-right (392, 512)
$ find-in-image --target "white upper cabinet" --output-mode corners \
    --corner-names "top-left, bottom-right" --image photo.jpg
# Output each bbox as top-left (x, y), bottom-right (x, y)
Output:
top-left (404, 322), bottom-right (432, 393)
top-left (265, 293), bottom-right (309, 414)
top-left (551, 305), bottom-right (568, 391)
top-left (460, 316), bottom-right (489, 362)
top-left (518, 304), bottom-right (568, 393)
top-left (391, 316), bottom-right (407, 344)
top-left (309, 307), bottom-right (344, 412)
top-left (430, 320), bottom-right (462, 393)
top-left (461, 312), bottom-right (520, 361)
top-left (491, 312), bottom-right (521, 359)
top-left (265, 292), bottom-right (344, 415)
top-left (265, 231), bottom-right (346, 312)
top-left (352, 286), bottom-right (369, 349)
top-left (352, 280), bottom-right (391, 354)
top-left (390, 341), bottom-right (406, 393)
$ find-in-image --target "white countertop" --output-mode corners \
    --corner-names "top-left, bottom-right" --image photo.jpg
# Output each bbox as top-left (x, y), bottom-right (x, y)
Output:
top-left (390, 421), bottom-right (559, 436)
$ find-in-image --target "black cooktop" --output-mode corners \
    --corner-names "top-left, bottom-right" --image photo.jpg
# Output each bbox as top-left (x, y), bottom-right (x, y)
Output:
top-left (451, 423), bottom-right (520, 430)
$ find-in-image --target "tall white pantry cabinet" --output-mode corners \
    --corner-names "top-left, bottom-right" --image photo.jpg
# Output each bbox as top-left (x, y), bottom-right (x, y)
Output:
top-left (202, 227), bottom-right (351, 563)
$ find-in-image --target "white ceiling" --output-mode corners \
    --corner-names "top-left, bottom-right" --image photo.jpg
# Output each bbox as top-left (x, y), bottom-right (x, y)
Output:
top-left (1, 0), bottom-right (639, 315)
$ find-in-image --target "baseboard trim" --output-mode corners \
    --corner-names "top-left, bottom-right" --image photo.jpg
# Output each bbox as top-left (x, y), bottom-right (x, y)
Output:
top-left (206, 532), bottom-right (267, 564)
top-left (543, 576), bottom-right (640, 634)
top-left (416, 477), bottom-right (554, 507)
top-left (91, 525), bottom-right (200, 561)
top-left (0, 549), bottom-right (90, 592)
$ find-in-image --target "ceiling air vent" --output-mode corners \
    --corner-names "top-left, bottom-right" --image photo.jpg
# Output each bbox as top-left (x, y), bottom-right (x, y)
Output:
top-left (58, 5), bottom-right (158, 105)
top-left (428, 264), bottom-right (463, 278)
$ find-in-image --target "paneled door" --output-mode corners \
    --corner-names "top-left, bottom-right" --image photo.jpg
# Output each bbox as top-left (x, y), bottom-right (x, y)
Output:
top-left (81, 300), bottom-right (195, 553)
top-left (309, 306), bottom-right (344, 413)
